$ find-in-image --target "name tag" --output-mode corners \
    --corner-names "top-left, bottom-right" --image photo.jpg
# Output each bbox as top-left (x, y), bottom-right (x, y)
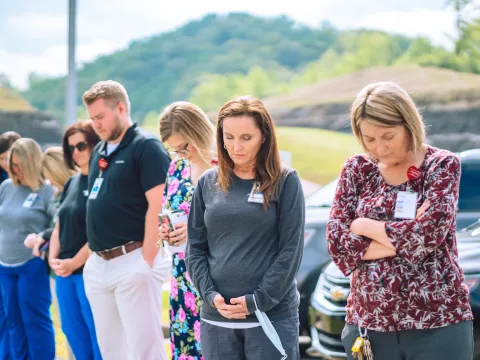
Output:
top-left (248, 191), bottom-right (264, 204)
top-left (88, 178), bottom-right (104, 200)
top-left (394, 191), bottom-right (417, 219)
top-left (22, 193), bottom-right (38, 208)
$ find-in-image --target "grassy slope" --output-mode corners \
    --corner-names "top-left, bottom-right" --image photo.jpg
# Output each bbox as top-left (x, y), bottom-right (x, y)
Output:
top-left (276, 127), bottom-right (361, 184)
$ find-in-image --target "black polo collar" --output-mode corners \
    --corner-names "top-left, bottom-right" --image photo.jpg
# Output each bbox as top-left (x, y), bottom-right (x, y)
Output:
top-left (98, 123), bottom-right (138, 157)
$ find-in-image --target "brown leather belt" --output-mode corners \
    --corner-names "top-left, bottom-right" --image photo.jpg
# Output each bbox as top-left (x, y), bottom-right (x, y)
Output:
top-left (96, 241), bottom-right (143, 260)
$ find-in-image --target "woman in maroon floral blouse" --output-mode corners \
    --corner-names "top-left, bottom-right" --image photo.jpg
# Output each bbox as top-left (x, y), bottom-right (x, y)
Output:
top-left (327, 82), bottom-right (474, 360)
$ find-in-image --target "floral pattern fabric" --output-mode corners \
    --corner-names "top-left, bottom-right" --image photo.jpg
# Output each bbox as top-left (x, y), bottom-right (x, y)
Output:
top-left (163, 158), bottom-right (203, 360)
top-left (327, 146), bottom-right (473, 332)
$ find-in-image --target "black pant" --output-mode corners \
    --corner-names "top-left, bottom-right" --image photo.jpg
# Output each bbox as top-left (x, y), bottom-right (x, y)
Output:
top-left (341, 321), bottom-right (474, 360)
top-left (201, 315), bottom-right (300, 360)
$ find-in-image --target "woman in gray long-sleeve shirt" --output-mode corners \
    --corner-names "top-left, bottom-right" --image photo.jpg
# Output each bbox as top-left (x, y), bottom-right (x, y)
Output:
top-left (186, 96), bottom-right (305, 360)
top-left (0, 138), bottom-right (55, 360)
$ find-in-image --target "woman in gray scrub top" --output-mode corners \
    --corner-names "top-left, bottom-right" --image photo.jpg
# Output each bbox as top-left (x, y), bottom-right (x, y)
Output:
top-left (0, 138), bottom-right (55, 360)
top-left (186, 96), bottom-right (305, 360)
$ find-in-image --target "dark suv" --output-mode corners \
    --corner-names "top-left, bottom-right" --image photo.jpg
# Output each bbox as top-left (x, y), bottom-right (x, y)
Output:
top-left (297, 149), bottom-right (480, 336)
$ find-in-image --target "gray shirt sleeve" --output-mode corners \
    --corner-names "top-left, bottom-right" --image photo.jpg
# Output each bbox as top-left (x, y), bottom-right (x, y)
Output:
top-left (246, 171), bottom-right (305, 313)
top-left (185, 177), bottom-right (220, 308)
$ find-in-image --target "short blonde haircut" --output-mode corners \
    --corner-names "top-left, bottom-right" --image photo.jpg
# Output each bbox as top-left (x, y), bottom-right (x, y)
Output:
top-left (158, 101), bottom-right (215, 164)
top-left (82, 80), bottom-right (131, 115)
top-left (42, 147), bottom-right (76, 192)
top-left (8, 138), bottom-right (44, 191)
top-left (350, 81), bottom-right (426, 152)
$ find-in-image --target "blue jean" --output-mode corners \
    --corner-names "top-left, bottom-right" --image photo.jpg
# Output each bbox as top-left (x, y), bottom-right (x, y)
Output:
top-left (56, 274), bottom-right (102, 360)
top-left (0, 257), bottom-right (55, 360)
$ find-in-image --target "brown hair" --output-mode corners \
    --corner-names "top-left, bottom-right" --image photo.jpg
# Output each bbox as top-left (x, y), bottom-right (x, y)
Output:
top-left (159, 101), bottom-right (215, 164)
top-left (8, 138), bottom-right (43, 191)
top-left (62, 120), bottom-right (101, 170)
top-left (351, 81), bottom-right (426, 152)
top-left (216, 96), bottom-right (283, 209)
top-left (0, 131), bottom-right (21, 154)
top-left (82, 80), bottom-right (131, 115)
top-left (42, 147), bottom-right (76, 193)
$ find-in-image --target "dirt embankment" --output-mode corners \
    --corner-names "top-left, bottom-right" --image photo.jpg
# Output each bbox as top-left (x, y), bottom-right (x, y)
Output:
top-left (263, 67), bottom-right (480, 152)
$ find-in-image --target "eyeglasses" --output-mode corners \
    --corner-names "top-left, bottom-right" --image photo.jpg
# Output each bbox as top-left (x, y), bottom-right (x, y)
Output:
top-left (68, 142), bottom-right (88, 153)
top-left (168, 143), bottom-right (189, 156)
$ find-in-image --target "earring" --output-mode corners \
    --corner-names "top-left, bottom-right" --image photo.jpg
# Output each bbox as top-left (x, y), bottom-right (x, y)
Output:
top-left (224, 144), bottom-right (227, 149)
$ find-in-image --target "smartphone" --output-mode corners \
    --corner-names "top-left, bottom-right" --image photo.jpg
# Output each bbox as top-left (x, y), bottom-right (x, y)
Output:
top-left (158, 213), bottom-right (175, 232)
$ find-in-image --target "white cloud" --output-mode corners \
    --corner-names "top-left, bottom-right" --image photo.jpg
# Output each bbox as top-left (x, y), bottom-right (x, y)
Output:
top-left (0, 39), bottom-right (120, 88)
top-left (350, 8), bottom-right (457, 49)
top-left (7, 12), bottom-right (67, 42)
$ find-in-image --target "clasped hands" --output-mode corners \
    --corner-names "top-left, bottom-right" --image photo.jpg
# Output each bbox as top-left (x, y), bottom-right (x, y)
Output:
top-left (213, 294), bottom-right (250, 320)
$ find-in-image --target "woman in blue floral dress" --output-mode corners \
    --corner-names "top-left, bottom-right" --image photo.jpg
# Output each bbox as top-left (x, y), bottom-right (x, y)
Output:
top-left (158, 102), bottom-right (216, 360)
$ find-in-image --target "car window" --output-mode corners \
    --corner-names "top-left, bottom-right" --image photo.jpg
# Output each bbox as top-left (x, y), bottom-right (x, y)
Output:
top-left (458, 163), bottom-right (480, 212)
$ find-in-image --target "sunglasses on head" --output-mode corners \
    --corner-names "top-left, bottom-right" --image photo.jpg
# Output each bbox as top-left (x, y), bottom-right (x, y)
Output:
top-left (68, 141), bottom-right (88, 153)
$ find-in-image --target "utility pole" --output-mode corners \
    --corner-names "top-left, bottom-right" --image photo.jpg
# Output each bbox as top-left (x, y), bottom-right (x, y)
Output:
top-left (66, 0), bottom-right (77, 127)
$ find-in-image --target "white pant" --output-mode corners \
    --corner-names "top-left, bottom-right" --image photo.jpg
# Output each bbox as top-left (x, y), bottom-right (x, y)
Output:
top-left (84, 247), bottom-right (171, 360)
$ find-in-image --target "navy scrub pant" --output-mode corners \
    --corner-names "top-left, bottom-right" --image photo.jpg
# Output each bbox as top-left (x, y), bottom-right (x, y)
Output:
top-left (0, 257), bottom-right (55, 360)
top-left (56, 274), bottom-right (102, 360)
top-left (0, 287), bottom-right (11, 360)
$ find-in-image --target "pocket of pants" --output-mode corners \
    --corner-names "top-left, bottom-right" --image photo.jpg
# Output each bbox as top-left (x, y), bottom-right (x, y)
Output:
top-left (137, 251), bottom-right (153, 272)
top-left (341, 325), bottom-right (359, 360)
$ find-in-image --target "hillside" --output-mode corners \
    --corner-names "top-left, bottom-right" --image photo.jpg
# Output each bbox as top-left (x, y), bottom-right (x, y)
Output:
top-left (22, 13), bottom-right (342, 121)
top-left (263, 66), bottom-right (480, 109)
top-left (261, 66), bottom-right (480, 152)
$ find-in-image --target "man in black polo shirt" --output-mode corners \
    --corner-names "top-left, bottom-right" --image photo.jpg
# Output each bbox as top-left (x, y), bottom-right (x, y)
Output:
top-left (82, 81), bottom-right (170, 360)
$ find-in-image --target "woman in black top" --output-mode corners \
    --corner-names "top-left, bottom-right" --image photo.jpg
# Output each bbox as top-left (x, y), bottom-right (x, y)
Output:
top-left (49, 121), bottom-right (102, 360)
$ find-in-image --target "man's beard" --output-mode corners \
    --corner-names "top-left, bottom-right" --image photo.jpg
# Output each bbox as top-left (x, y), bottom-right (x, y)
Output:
top-left (107, 116), bottom-right (124, 142)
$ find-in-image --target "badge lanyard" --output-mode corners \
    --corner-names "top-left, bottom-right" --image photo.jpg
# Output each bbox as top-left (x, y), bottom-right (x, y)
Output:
top-left (248, 182), bottom-right (264, 204)
top-left (393, 166), bottom-right (421, 220)
top-left (98, 158), bottom-right (109, 178)
top-left (89, 158), bottom-right (109, 200)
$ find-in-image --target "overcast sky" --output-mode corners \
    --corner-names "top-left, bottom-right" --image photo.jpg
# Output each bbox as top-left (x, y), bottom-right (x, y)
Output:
top-left (0, 0), bottom-right (470, 89)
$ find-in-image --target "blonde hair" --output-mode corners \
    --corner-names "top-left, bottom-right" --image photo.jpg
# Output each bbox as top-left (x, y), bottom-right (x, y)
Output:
top-left (82, 80), bottom-right (131, 115)
top-left (8, 138), bottom-right (44, 191)
top-left (42, 147), bottom-right (76, 192)
top-left (158, 101), bottom-right (215, 164)
top-left (350, 81), bottom-right (426, 152)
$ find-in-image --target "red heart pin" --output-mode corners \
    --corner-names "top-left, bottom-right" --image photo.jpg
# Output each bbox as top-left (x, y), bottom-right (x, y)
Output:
top-left (98, 158), bottom-right (109, 172)
top-left (210, 159), bottom-right (218, 166)
top-left (407, 166), bottom-right (421, 180)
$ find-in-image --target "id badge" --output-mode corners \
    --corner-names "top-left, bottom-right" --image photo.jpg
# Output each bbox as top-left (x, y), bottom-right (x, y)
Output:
top-left (88, 178), bottom-right (104, 200)
top-left (22, 193), bottom-right (38, 208)
top-left (394, 191), bottom-right (417, 219)
top-left (248, 191), bottom-right (264, 204)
